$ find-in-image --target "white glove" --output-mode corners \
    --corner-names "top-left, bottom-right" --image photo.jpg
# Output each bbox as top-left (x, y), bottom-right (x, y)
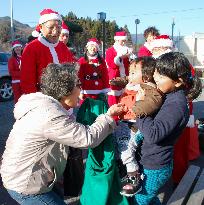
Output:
top-left (186, 115), bottom-right (195, 128)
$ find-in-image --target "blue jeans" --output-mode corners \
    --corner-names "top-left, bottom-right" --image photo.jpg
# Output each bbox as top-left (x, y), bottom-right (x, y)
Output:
top-left (7, 189), bottom-right (67, 205)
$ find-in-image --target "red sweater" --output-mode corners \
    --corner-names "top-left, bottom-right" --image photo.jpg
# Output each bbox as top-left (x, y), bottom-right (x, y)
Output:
top-left (8, 56), bottom-right (21, 81)
top-left (78, 56), bottom-right (110, 98)
top-left (21, 36), bottom-right (74, 94)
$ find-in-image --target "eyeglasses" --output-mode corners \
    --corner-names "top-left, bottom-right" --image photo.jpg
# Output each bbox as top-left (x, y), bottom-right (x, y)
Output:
top-left (43, 23), bottom-right (62, 31)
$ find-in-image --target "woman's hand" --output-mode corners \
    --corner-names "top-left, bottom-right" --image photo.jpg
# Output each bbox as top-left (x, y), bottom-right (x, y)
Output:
top-left (107, 103), bottom-right (128, 117)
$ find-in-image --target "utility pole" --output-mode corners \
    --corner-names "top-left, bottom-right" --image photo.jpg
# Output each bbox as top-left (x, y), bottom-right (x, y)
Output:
top-left (135, 18), bottom-right (140, 53)
top-left (97, 12), bottom-right (106, 58)
top-left (10, 0), bottom-right (14, 42)
top-left (171, 18), bottom-right (175, 41)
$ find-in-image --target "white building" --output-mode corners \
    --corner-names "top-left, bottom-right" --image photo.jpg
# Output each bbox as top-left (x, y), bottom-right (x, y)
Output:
top-left (176, 32), bottom-right (204, 69)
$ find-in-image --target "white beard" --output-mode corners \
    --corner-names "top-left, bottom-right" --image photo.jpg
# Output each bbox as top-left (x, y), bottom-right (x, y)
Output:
top-left (152, 48), bottom-right (173, 59)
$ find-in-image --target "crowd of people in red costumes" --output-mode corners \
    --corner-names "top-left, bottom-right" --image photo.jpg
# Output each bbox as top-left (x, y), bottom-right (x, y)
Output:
top-left (3, 7), bottom-right (202, 205)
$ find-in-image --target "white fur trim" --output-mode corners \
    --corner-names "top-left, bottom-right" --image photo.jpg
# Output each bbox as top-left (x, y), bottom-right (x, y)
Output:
top-left (151, 38), bottom-right (173, 49)
top-left (39, 13), bottom-right (62, 24)
top-left (12, 44), bottom-right (22, 49)
top-left (114, 36), bottom-right (128, 41)
top-left (114, 56), bottom-right (122, 66)
top-left (102, 88), bottom-right (111, 93)
top-left (32, 30), bottom-right (40, 37)
top-left (61, 29), bottom-right (69, 34)
top-left (12, 80), bottom-right (20, 83)
top-left (38, 35), bottom-right (59, 64)
top-left (86, 41), bottom-right (99, 50)
top-left (107, 89), bottom-right (124, 96)
top-left (83, 89), bottom-right (110, 94)
top-left (186, 115), bottom-right (195, 128)
top-left (144, 42), bottom-right (151, 51)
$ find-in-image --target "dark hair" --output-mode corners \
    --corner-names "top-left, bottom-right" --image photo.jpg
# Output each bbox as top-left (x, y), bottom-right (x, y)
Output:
top-left (84, 49), bottom-right (103, 64)
top-left (144, 26), bottom-right (160, 39)
top-left (12, 47), bottom-right (23, 58)
top-left (131, 56), bottom-right (156, 83)
top-left (40, 63), bottom-right (78, 101)
top-left (156, 52), bottom-right (202, 100)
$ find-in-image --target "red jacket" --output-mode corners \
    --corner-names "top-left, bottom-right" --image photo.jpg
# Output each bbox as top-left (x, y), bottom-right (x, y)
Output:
top-left (138, 45), bottom-right (152, 57)
top-left (105, 46), bottom-right (129, 96)
top-left (21, 36), bottom-right (74, 94)
top-left (78, 56), bottom-right (110, 99)
top-left (8, 56), bottom-right (21, 81)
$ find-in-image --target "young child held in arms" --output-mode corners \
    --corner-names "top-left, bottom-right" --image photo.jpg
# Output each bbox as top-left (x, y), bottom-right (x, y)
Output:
top-left (114, 56), bottom-right (164, 197)
top-left (134, 52), bottom-right (202, 205)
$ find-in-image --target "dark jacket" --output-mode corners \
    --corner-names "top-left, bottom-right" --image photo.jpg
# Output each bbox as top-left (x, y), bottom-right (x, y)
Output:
top-left (136, 89), bottom-right (189, 169)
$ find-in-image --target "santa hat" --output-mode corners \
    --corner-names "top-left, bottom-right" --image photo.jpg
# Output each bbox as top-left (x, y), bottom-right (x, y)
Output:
top-left (151, 35), bottom-right (173, 49)
top-left (86, 38), bottom-right (100, 50)
top-left (39, 8), bottom-right (62, 24)
top-left (114, 31), bottom-right (128, 41)
top-left (32, 24), bottom-right (41, 37)
top-left (61, 21), bottom-right (69, 34)
top-left (11, 40), bottom-right (22, 49)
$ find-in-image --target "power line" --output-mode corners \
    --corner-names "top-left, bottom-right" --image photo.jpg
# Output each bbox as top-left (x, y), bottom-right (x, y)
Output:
top-left (109, 7), bottom-right (204, 19)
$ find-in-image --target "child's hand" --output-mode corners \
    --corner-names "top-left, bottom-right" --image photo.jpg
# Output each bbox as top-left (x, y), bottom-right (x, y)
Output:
top-left (107, 103), bottom-right (128, 117)
top-left (136, 87), bottom-right (145, 101)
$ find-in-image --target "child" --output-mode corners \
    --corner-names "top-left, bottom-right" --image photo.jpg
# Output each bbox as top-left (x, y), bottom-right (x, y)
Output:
top-left (134, 52), bottom-right (202, 205)
top-left (114, 56), bottom-right (164, 197)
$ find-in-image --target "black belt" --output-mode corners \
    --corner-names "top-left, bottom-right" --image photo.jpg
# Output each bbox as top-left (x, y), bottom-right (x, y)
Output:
top-left (84, 75), bottom-right (101, 80)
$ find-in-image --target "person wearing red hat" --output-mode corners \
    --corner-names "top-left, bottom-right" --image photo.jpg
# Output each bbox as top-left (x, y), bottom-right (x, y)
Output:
top-left (8, 41), bottom-right (23, 103)
top-left (138, 26), bottom-right (160, 57)
top-left (59, 21), bottom-right (70, 45)
top-left (59, 21), bottom-right (77, 62)
top-left (20, 8), bottom-right (75, 94)
top-left (150, 34), bottom-right (174, 58)
top-left (105, 31), bottom-right (131, 107)
top-left (78, 38), bottom-right (110, 102)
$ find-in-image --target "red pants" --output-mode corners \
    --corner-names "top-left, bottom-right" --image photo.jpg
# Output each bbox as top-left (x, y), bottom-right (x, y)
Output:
top-left (12, 83), bottom-right (22, 103)
top-left (172, 126), bottom-right (200, 183)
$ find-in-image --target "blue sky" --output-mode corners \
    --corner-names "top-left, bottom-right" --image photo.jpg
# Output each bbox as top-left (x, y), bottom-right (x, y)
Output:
top-left (0, 0), bottom-right (204, 36)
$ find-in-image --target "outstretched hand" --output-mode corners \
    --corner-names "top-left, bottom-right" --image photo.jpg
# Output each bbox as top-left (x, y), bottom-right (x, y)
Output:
top-left (107, 103), bottom-right (128, 117)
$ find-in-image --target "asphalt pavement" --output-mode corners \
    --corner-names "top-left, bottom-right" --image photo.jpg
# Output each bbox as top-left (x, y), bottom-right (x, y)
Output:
top-left (0, 90), bottom-right (204, 205)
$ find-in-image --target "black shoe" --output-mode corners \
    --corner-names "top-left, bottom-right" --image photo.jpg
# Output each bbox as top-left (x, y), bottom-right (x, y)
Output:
top-left (120, 175), bottom-right (142, 197)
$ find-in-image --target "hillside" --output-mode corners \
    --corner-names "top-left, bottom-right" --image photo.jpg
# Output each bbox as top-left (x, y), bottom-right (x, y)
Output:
top-left (0, 16), bottom-right (33, 51)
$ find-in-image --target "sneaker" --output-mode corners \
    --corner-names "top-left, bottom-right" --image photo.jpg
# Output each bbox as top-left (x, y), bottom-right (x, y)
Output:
top-left (120, 175), bottom-right (142, 197)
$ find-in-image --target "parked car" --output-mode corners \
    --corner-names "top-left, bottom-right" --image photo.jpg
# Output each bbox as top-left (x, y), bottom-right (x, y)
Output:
top-left (0, 52), bottom-right (13, 102)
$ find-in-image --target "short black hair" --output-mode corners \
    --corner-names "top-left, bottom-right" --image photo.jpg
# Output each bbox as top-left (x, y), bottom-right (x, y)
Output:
top-left (144, 26), bottom-right (160, 39)
top-left (156, 52), bottom-right (202, 100)
top-left (130, 56), bottom-right (156, 83)
top-left (40, 63), bottom-right (78, 101)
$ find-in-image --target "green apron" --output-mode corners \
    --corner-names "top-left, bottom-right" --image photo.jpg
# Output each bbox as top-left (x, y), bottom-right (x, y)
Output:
top-left (77, 96), bottom-right (129, 205)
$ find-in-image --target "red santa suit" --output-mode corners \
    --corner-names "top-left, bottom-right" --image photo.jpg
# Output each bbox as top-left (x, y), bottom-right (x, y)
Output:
top-left (137, 42), bottom-right (152, 57)
top-left (8, 41), bottom-right (23, 103)
top-left (8, 55), bottom-right (22, 103)
top-left (21, 35), bottom-right (74, 94)
top-left (78, 56), bottom-right (110, 101)
top-left (105, 43), bottom-right (130, 106)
